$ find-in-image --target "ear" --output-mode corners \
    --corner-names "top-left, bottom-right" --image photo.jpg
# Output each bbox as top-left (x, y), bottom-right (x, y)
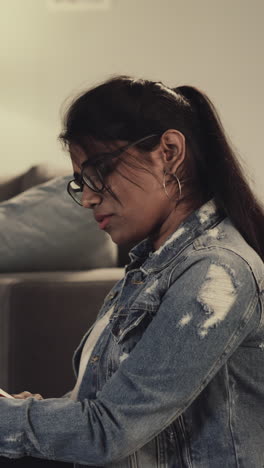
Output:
top-left (159, 129), bottom-right (186, 173)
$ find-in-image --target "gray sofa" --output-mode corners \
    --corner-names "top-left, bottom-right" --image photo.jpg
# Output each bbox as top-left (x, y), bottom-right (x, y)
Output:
top-left (0, 165), bottom-right (130, 466)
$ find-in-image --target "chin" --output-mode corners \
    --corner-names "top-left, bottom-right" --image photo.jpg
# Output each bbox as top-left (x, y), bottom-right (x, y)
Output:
top-left (108, 228), bottom-right (145, 247)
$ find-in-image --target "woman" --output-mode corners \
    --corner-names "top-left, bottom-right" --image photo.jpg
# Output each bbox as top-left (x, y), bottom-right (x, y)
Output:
top-left (0, 76), bottom-right (263, 467)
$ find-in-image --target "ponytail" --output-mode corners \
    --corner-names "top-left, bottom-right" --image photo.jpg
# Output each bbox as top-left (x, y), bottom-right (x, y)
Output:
top-left (173, 85), bottom-right (264, 261)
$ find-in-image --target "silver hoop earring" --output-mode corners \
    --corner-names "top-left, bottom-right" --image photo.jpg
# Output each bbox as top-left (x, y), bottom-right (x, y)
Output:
top-left (162, 170), bottom-right (182, 202)
top-left (162, 170), bottom-right (170, 199)
top-left (171, 172), bottom-right (182, 199)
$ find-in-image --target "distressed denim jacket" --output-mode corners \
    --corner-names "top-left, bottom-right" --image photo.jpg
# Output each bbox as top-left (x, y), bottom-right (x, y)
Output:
top-left (0, 200), bottom-right (263, 468)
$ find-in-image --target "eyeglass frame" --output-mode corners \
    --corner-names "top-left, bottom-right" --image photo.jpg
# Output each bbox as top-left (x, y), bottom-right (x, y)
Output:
top-left (67, 134), bottom-right (159, 206)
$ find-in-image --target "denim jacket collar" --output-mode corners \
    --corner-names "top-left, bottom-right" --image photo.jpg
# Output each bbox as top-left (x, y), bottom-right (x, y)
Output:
top-left (128, 199), bottom-right (225, 274)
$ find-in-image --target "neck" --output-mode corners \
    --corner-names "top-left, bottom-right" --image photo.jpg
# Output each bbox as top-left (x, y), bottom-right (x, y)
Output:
top-left (151, 198), bottom-right (202, 251)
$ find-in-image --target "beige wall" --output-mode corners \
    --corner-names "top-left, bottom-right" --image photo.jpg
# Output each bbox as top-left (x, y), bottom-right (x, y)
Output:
top-left (0, 0), bottom-right (263, 199)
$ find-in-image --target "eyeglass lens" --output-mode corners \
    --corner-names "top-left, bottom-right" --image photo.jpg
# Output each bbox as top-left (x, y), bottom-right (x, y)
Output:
top-left (68, 134), bottom-right (159, 205)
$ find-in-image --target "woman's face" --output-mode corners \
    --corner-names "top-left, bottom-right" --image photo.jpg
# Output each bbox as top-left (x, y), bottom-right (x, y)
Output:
top-left (70, 136), bottom-right (184, 249)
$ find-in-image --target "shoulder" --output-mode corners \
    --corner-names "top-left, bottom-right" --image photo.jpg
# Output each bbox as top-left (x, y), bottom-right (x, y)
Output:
top-left (189, 217), bottom-right (264, 293)
top-left (165, 220), bottom-right (263, 313)
top-left (164, 232), bottom-right (261, 336)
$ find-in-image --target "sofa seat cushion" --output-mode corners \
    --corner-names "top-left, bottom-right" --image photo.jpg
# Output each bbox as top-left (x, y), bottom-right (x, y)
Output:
top-left (0, 268), bottom-right (123, 396)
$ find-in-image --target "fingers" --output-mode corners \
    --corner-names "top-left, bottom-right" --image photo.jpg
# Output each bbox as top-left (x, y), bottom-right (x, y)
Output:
top-left (12, 391), bottom-right (43, 400)
top-left (12, 391), bottom-right (32, 399)
top-left (32, 393), bottom-right (43, 400)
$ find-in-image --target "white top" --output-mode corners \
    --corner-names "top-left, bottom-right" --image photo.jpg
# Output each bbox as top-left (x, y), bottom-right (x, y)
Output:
top-left (71, 306), bottom-right (114, 400)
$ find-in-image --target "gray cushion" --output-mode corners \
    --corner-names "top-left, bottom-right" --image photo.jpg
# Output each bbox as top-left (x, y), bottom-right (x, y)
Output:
top-left (0, 175), bottom-right (117, 272)
top-left (0, 173), bottom-right (24, 202)
top-left (20, 164), bottom-right (70, 193)
top-left (0, 165), bottom-right (69, 203)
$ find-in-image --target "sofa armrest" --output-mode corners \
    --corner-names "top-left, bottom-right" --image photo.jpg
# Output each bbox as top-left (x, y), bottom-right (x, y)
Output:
top-left (0, 268), bottom-right (123, 398)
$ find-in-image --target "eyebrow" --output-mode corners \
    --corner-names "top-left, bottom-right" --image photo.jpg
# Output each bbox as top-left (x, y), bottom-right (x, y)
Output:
top-left (84, 148), bottom-right (125, 168)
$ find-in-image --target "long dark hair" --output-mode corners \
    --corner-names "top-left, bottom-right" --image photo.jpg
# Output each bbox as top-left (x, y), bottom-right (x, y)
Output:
top-left (60, 75), bottom-right (264, 260)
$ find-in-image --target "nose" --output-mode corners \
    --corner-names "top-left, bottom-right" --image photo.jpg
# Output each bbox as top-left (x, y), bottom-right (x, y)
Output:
top-left (81, 185), bottom-right (102, 208)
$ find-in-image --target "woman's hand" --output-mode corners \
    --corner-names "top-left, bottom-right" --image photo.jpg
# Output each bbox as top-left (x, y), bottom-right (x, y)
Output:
top-left (12, 391), bottom-right (43, 400)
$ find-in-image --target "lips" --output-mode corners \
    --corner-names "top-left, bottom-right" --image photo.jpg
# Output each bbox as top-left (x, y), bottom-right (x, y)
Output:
top-left (94, 214), bottom-right (113, 230)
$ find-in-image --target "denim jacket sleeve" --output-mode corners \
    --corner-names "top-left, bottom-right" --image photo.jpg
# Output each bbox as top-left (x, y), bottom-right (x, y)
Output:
top-left (0, 249), bottom-right (261, 465)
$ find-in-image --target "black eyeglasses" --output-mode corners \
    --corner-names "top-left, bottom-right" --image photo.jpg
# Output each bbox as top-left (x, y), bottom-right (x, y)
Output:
top-left (67, 134), bottom-right (158, 206)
